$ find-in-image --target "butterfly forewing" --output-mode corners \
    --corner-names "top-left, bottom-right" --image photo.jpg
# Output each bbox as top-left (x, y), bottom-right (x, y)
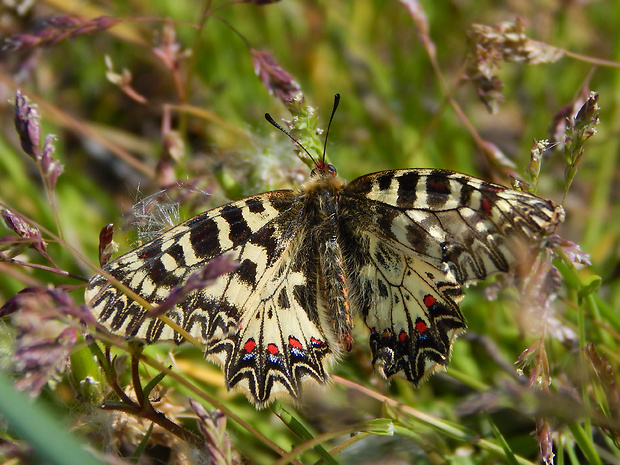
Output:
top-left (345, 169), bottom-right (563, 282)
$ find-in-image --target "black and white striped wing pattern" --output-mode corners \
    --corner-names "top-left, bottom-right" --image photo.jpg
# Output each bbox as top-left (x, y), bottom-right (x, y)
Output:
top-left (85, 166), bottom-right (564, 406)
top-left (86, 191), bottom-right (339, 407)
top-left (338, 169), bottom-right (564, 383)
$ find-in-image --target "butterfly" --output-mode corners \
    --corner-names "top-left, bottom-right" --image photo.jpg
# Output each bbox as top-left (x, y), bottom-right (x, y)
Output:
top-left (85, 95), bottom-right (565, 407)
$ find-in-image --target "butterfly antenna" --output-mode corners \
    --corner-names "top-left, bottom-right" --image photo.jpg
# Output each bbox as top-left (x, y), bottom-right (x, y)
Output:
top-left (264, 113), bottom-right (318, 166)
top-left (322, 93), bottom-right (340, 164)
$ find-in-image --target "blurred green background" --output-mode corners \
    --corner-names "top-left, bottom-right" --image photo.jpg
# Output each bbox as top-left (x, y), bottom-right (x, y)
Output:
top-left (0, 1), bottom-right (618, 464)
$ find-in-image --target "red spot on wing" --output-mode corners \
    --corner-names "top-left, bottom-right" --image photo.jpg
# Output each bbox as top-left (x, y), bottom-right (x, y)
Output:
top-left (415, 319), bottom-right (428, 333)
top-left (310, 337), bottom-right (327, 348)
top-left (427, 178), bottom-right (450, 194)
top-left (423, 295), bottom-right (436, 307)
top-left (243, 339), bottom-right (256, 353)
top-left (399, 331), bottom-right (407, 342)
top-left (486, 185), bottom-right (504, 193)
top-left (267, 343), bottom-right (279, 355)
top-left (288, 337), bottom-right (303, 349)
top-left (481, 196), bottom-right (493, 214)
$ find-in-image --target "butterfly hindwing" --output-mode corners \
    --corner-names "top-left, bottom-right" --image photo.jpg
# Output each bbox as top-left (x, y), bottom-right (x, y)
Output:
top-left (348, 228), bottom-right (466, 384)
top-left (208, 223), bottom-right (337, 405)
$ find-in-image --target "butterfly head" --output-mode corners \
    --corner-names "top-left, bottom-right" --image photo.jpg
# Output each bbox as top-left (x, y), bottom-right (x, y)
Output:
top-left (310, 162), bottom-right (337, 179)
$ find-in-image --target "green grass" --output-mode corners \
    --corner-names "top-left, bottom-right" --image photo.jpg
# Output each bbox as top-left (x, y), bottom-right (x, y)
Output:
top-left (0, 1), bottom-right (619, 464)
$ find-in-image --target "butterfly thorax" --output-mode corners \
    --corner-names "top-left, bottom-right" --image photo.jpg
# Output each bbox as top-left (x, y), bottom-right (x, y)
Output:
top-left (300, 168), bottom-right (355, 351)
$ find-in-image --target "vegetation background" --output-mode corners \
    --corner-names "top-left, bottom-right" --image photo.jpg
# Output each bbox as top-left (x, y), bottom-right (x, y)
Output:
top-left (0, 0), bottom-right (618, 464)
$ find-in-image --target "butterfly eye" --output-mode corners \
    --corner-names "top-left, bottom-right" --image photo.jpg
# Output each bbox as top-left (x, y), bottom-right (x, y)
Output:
top-left (310, 163), bottom-right (338, 178)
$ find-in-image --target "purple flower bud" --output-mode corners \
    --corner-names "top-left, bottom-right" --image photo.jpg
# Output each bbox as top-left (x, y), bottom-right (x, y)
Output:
top-left (1, 209), bottom-right (52, 262)
top-left (92, 16), bottom-right (121, 32)
top-left (98, 224), bottom-right (115, 266)
top-left (574, 92), bottom-right (599, 131)
top-left (13, 90), bottom-right (41, 159)
top-left (2, 209), bottom-right (38, 240)
top-left (45, 15), bottom-right (84, 29)
top-left (41, 134), bottom-right (56, 173)
top-left (189, 398), bottom-right (232, 464)
top-left (3, 34), bottom-right (42, 51)
top-left (3, 15), bottom-right (120, 52)
top-left (7, 288), bottom-right (79, 397)
top-left (251, 49), bottom-right (301, 103)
